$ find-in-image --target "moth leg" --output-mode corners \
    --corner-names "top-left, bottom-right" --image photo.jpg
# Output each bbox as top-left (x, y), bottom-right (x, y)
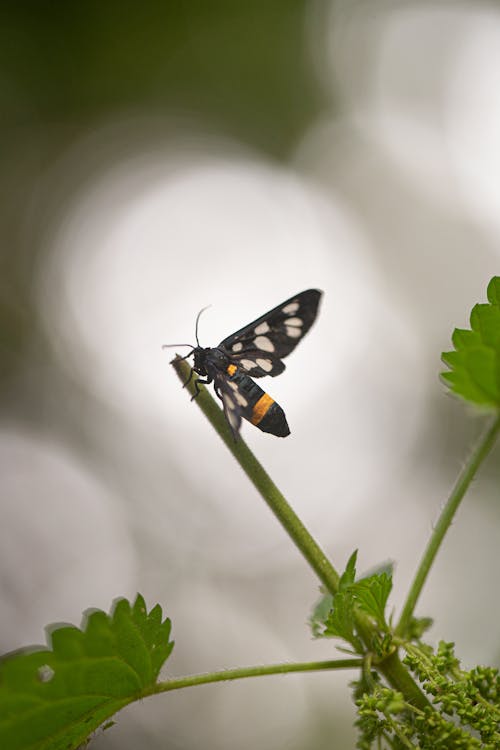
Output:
top-left (191, 376), bottom-right (209, 401)
top-left (182, 368), bottom-right (194, 388)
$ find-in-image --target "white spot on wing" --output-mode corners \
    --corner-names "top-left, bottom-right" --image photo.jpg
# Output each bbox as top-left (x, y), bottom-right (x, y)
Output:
top-left (227, 379), bottom-right (248, 405)
top-left (256, 358), bottom-right (273, 372)
top-left (234, 391), bottom-right (248, 407)
top-left (240, 359), bottom-right (257, 370)
top-left (232, 342), bottom-right (243, 352)
top-left (285, 326), bottom-right (302, 338)
top-left (286, 317), bottom-right (303, 327)
top-left (254, 335), bottom-right (275, 352)
top-left (224, 395), bottom-right (236, 410)
top-left (255, 322), bottom-right (270, 334)
top-left (283, 301), bottom-right (299, 314)
top-left (227, 408), bottom-right (239, 430)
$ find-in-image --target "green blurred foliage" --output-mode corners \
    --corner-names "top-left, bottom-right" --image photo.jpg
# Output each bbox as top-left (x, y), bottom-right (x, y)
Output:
top-left (0, 0), bottom-right (327, 384)
top-left (0, 0), bottom-right (324, 141)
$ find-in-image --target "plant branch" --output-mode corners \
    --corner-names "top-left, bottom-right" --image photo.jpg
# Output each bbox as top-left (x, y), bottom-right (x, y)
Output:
top-left (171, 357), bottom-right (429, 710)
top-left (147, 658), bottom-right (363, 696)
top-left (396, 412), bottom-right (500, 637)
top-left (377, 651), bottom-right (429, 709)
top-left (171, 356), bottom-right (340, 593)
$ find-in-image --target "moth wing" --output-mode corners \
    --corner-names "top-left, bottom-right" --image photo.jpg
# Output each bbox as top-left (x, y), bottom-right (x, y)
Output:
top-left (228, 352), bottom-right (286, 378)
top-left (219, 289), bottom-right (322, 377)
top-left (214, 371), bottom-right (243, 437)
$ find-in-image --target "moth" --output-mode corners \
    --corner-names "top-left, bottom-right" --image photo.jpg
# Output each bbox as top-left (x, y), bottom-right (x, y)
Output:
top-left (174, 289), bottom-right (322, 438)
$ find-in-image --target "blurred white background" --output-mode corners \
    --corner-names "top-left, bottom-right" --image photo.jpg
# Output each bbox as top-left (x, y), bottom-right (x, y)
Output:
top-left (1, 2), bottom-right (499, 748)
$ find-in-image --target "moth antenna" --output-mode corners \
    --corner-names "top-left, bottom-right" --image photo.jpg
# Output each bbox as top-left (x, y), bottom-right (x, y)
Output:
top-left (162, 343), bottom-right (195, 349)
top-left (194, 305), bottom-right (211, 346)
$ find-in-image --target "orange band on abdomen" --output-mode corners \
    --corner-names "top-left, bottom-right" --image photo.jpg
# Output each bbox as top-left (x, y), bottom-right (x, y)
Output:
top-left (250, 393), bottom-right (274, 425)
top-left (227, 364), bottom-right (237, 376)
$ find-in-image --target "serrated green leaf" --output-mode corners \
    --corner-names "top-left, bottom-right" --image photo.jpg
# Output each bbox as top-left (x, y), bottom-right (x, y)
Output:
top-left (451, 328), bottom-right (483, 350)
top-left (487, 276), bottom-right (500, 305)
top-left (0, 595), bottom-right (174, 750)
top-left (324, 592), bottom-right (363, 652)
top-left (311, 555), bottom-right (393, 643)
top-left (351, 573), bottom-right (393, 629)
top-left (339, 550), bottom-right (358, 591)
top-left (441, 277), bottom-right (500, 409)
top-left (310, 552), bottom-right (359, 637)
top-left (470, 304), bottom-right (500, 348)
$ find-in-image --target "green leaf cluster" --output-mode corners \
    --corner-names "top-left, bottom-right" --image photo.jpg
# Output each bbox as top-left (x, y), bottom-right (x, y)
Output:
top-left (404, 642), bottom-right (500, 747)
top-left (442, 276), bottom-right (500, 408)
top-left (0, 595), bottom-right (174, 750)
top-left (355, 641), bottom-right (500, 749)
top-left (312, 551), bottom-right (393, 653)
top-left (312, 548), bottom-right (500, 748)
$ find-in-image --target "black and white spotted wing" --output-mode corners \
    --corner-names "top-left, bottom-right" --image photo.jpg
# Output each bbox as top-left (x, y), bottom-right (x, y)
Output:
top-left (178, 289), bottom-right (322, 438)
top-left (219, 289), bottom-right (322, 378)
top-left (215, 370), bottom-right (243, 436)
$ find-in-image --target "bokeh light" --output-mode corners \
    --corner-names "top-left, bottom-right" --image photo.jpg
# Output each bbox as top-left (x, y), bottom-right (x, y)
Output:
top-left (2, 3), bottom-right (500, 749)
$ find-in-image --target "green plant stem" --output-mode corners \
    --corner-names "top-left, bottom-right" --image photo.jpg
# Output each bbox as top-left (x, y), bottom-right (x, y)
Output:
top-left (171, 356), bottom-right (340, 593)
top-left (171, 357), bottom-right (429, 710)
top-left (384, 715), bottom-right (418, 749)
top-left (147, 658), bottom-right (363, 696)
top-left (396, 412), bottom-right (500, 637)
top-left (378, 651), bottom-right (429, 709)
